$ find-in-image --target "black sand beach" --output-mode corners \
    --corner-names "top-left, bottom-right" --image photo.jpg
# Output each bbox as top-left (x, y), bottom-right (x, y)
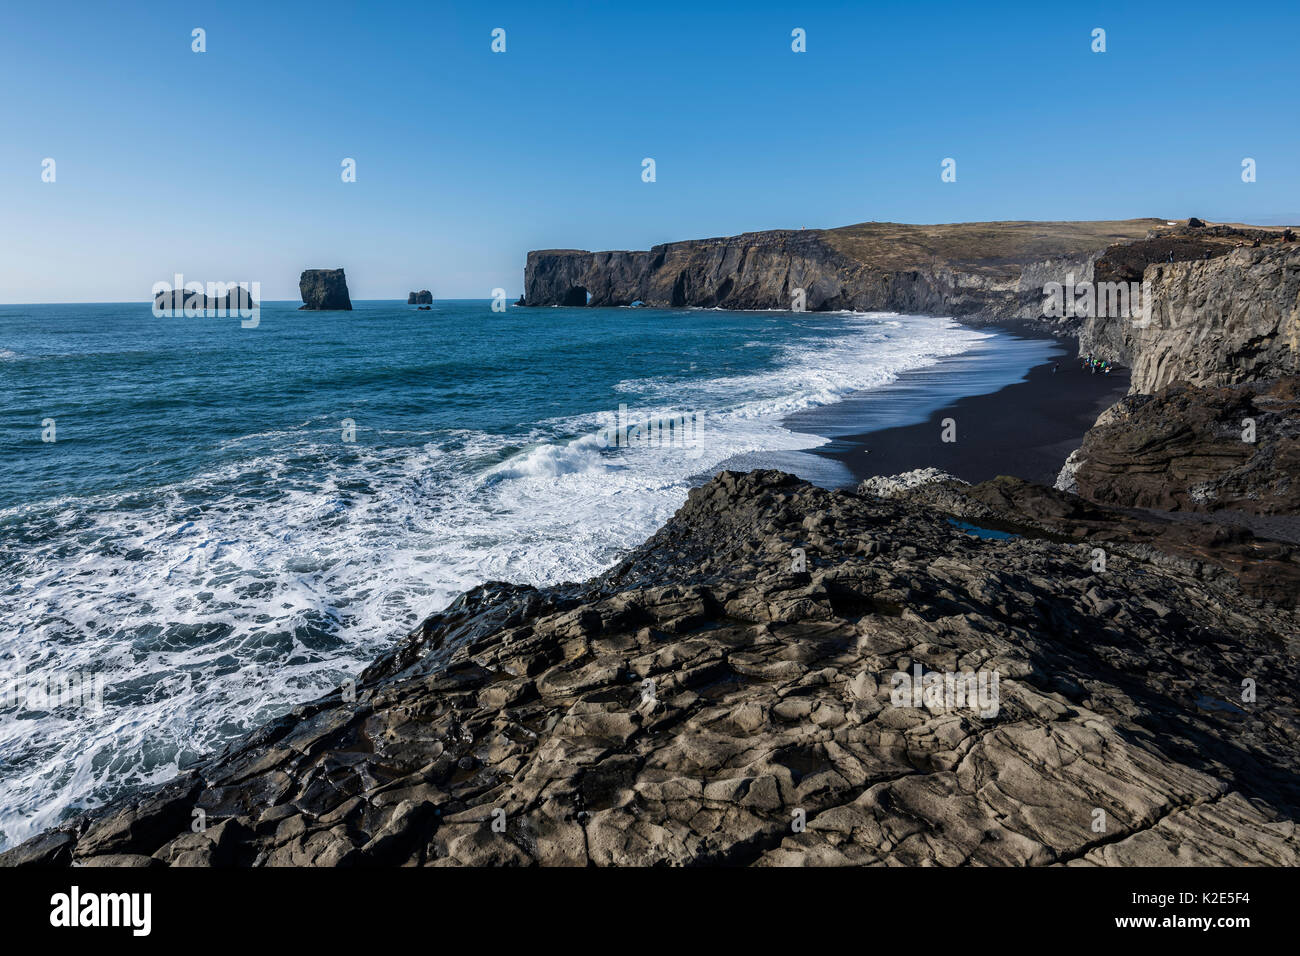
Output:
top-left (812, 323), bottom-right (1129, 487)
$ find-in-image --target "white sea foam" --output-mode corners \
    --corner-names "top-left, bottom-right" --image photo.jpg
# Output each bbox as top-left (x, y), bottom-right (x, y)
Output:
top-left (0, 312), bottom-right (985, 848)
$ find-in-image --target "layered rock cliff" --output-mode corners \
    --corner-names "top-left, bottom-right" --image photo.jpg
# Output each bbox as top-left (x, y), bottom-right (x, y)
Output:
top-left (1059, 240), bottom-right (1300, 518)
top-left (299, 269), bottom-right (353, 311)
top-left (1079, 243), bottom-right (1300, 394)
top-left (1062, 377), bottom-right (1300, 517)
top-left (522, 220), bottom-right (1166, 321)
top-left (524, 220), bottom-right (1299, 397)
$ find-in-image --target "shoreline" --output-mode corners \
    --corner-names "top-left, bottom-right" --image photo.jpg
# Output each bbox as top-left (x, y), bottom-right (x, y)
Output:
top-left (13, 466), bottom-right (1296, 867)
top-left (781, 318), bottom-right (1129, 489)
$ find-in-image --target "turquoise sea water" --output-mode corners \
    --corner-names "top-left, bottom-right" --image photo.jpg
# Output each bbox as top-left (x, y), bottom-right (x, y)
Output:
top-left (0, 299), bottom-right (1026, 847)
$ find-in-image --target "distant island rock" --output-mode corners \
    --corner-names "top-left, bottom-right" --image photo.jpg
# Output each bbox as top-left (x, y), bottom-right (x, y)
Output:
top-left (299, 269), bottom-right (352, 311)
top-left (154, 287), bottom-right (257, 311)
top-left (407, 290), bottom-right (433, 305)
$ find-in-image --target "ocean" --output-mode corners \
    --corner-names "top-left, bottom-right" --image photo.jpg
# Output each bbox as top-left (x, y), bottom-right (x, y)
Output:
top-left (0, 299), bottom-right (1029, 848)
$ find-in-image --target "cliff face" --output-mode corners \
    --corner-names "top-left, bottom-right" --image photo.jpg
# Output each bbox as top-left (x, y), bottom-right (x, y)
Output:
top-left (299, 269), bottom-right (353, 311)
top-left (522, 220), bottom-right (1165, 322)
top-left (523, 233), bottom-right (864, 311)
top-left (523, 237), bottom-right (1057, 318)
top-left (408, 290), bottom-right (433, 305)
top-left (1080, 244), bottom-right (1300, 394)
top-left (1060, 243), bottom-right (1300, 521)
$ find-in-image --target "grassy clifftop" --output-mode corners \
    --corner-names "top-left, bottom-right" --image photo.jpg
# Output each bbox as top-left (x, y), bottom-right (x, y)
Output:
top-left (817, 219), bottom-right (1167, 275)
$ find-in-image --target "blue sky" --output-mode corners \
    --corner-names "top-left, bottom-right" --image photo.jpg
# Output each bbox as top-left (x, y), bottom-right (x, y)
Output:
top-left (1, 0), bottom-right (1297, 302)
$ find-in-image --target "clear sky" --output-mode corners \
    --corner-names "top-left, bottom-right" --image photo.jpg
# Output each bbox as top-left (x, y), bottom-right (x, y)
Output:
top-left (1, 0), bottom-right (1296, 303)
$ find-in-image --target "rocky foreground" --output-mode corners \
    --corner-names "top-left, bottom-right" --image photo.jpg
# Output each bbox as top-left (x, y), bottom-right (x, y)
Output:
top-left (6, 469), bottom-right (1298, 867)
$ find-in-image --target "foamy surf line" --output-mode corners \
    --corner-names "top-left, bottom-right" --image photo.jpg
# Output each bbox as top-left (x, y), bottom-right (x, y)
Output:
top-left (0, 311), bottom-right (987, 849)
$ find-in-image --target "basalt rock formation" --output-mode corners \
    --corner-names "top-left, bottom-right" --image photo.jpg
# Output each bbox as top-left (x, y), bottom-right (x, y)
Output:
top-left (1059, 243), bottom-right (1300, 526)
top-left (1080, 243), bottom-right (1300, 394)
top-left (154, 286), bottom-right (258, 311)
top-left (408, 290), bottom-right (433, 305)
top-left (299, 269), bottom-right (353, 311)
top-left (522, 220), bottom-right (1169, 320)
top-left (520, 219), bottom-right (1297, 339)
top-left (5, 470), bottom-right (1297, 867)
top-left (1061, 377), bottom-right (1300, 518)
top-left (897, 473), bottom-right (1300, 606)
top-left (522, 219), bottom-right (1299, 398)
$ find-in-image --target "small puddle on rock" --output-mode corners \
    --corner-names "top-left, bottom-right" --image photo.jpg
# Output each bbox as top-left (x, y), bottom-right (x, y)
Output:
top-left (946, 519), bottom-right (1021, 541)
top-left (1194, 694), bottom-right (1247, 716)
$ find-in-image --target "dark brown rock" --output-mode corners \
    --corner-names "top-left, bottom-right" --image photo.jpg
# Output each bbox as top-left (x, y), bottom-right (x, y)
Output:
top-left (1065, 377), bottom-right (1300, 517)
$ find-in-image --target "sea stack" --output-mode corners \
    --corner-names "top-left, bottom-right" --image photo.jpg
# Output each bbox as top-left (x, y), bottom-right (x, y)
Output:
top-left (407, 290), bottom-right (433, 305)
top-left (298, 269), bottom-right (353, 310)
top-left (154, 286), bottom-right (257, 312)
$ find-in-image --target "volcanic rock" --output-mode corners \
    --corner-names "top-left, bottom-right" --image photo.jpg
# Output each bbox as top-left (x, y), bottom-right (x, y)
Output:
top-left (521, 221), bottom-right (1168, 319)
top-left (520, 219), bottom-right (1296, 342)
top-left (1080, 244), bottom-right (1300, 392)
top-left (6, 470), bottom-right (1298, 867)
top-left (299, 269), bottom-right (353, 311)
top-left (1065, 377), bottom-right (1300, 516)
top-left (900, 473), bottom-right (1300, 605)
top-left (154, 286), bottom-right (257, 311)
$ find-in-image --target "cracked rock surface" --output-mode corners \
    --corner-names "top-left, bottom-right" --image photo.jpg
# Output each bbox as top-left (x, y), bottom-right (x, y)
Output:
top-left (4, 470), bottom-right (1298, 867)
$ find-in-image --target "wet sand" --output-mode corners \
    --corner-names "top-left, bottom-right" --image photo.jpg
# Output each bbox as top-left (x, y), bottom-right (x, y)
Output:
top-left (801, 321), bottom-right (1129, 487)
